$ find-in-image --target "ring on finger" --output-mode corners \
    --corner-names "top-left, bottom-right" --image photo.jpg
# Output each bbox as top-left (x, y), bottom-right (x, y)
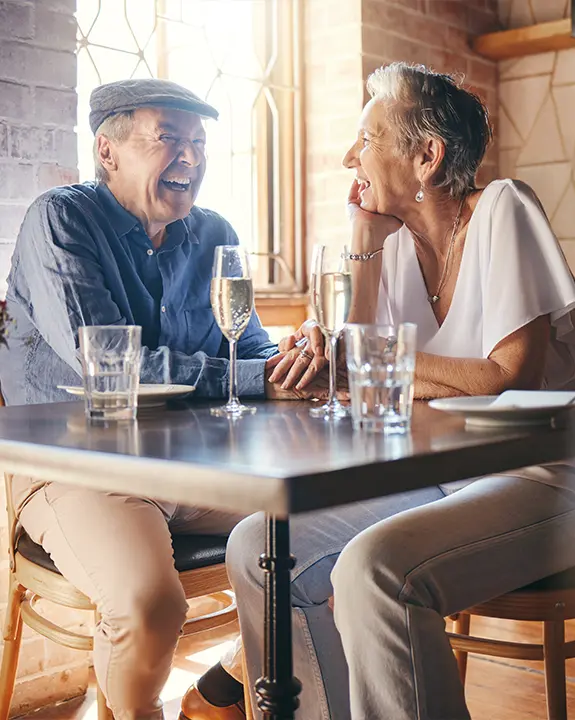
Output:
top-left (299, 348), bottom-right (314, 362)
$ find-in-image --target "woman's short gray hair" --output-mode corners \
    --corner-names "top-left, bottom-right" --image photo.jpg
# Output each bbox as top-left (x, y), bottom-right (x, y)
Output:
top-left (92, 111), bottom-right (135, 183)
top-left (366, 62), bottom-right (492, 199)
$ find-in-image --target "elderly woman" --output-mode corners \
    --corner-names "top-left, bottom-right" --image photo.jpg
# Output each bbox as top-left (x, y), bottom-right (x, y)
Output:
top-left (193, 62), bottom-right (575, 720)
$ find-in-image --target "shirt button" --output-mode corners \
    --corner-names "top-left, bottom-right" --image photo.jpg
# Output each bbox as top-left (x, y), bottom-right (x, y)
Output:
top-left (147, 248), bottom-right (154, 256)
top-left (161, 305), bottom-right (166, 313)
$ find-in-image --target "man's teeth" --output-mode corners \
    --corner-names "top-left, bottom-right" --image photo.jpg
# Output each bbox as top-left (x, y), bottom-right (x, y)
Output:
top-left (162, 177), bottom-right (192, 190)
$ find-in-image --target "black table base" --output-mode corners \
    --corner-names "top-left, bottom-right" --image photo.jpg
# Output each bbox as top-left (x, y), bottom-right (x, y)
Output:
top-left (255, 515), bottom-right (302, 719)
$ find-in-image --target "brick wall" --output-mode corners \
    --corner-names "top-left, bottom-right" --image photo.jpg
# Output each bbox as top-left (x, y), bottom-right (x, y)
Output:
top-left (304, 0), bottom-right (500, 260)
top-left (0, 0), bottom-right (78, 300)
top-left (0, 1), bottom-right (87, 715)
top-left (361, 0), bottom-right (500, 184)
top-left (304, 0), bottom-right (364, 253)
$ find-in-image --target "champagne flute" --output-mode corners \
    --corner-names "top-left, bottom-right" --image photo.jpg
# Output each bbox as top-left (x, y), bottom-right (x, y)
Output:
top-left (210, 245), bottom-right (256, 417)
top-left (309, 243), bottom-right (352, 419)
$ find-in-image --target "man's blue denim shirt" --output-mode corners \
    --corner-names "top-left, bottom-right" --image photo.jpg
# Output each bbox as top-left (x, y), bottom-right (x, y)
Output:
top-left (0, 181), bottom-right (277, 405)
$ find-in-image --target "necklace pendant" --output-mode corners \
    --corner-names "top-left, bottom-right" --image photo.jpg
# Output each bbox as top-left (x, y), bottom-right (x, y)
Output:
top-left (429, 294), bottom-right (440, 304)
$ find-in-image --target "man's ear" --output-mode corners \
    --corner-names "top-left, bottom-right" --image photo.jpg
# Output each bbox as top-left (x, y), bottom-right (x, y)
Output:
top-left (96, 135), bottom-right (118, 175)
top-left (415, 136), bottom-right (445, 186)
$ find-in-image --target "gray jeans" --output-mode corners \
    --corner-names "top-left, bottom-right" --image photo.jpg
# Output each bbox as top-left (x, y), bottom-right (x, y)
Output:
top-left (226, 474), bottom-right (575, 720)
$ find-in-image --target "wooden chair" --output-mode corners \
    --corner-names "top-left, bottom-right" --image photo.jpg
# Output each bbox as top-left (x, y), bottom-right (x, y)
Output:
top-left (448, 567), bottom-right (575, 720)
top-left (0, 385), bottom-right (239, 720)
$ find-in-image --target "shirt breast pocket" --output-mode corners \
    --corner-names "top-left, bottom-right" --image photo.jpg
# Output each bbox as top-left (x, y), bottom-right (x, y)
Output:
top-left (184, 308), bottom-right (222, 356)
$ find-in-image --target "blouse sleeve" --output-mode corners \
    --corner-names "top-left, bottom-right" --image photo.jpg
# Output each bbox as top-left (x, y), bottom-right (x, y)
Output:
top-left (482, 180), bottom-right (575, 362)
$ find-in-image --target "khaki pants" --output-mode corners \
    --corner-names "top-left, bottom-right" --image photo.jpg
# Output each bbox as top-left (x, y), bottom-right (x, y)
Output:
top-left (19, 482), bottom-right (245, 720)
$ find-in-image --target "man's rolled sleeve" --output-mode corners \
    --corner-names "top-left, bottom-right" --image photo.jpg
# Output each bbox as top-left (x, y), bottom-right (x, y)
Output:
top-left (235, 358), bottom-right (267, 398)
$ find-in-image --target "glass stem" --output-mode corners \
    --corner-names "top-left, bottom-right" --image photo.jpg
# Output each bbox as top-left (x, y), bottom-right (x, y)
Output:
top-left (229, 338), bottom-right (238, 406)
top-left (329, 334), bottom-right (338, 406)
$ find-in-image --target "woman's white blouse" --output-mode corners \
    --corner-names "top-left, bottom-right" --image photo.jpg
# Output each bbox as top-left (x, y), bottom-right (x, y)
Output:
top-left (376, 178), bottom-right (575, 391)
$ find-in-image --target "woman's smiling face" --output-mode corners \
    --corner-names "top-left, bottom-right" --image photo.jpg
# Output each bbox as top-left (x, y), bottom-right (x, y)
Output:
top-left (343, 98), bottom-right (419, 217)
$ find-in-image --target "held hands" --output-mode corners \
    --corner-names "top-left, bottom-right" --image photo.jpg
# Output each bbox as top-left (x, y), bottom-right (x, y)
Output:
top-left (267, 320), bottom-right (327, 391)
top-left (264, 320), bottom-right (349, 400)
top-left (264, 366), bottom-right (349, 401)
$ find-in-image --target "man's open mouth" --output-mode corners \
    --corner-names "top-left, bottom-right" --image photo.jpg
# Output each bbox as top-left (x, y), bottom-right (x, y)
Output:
top-left (358, 179), bottom-right (371, 193)
top-left (161, 177), bottom-right (192, 192)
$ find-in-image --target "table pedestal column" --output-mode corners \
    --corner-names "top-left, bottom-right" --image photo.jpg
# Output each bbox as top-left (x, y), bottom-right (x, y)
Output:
top-left (255, 514), bottom-right (302, 719)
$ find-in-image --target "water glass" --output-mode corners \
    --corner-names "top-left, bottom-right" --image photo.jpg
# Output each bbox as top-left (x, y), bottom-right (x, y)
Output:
top-left (79, 325), bottom-right (142, 422)
top-left (344, 323), bottom-right (417, 434)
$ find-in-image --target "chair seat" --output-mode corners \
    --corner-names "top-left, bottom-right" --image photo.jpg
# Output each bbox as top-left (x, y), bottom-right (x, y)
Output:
top-left (17, 532), bottom-right (229, 575)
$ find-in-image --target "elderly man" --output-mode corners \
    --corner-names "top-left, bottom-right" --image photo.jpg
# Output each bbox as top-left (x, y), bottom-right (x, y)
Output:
top-left (0, 78), bottom-right (318, 720)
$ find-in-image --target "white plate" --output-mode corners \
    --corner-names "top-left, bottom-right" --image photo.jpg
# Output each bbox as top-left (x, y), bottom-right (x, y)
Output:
top-left (428, 395), bottom-right (575, 428)
top-left (58, 384), bottom-right (196, 409)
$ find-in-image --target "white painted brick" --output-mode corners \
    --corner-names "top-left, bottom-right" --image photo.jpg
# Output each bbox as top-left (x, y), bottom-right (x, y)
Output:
top-left (33, 7), bottom-right (78, 51)
top-left (0, 123), bottom-right (7, 157)
top-left (41, 0), bottom-right (77, 13)
top-left (54, 129), bottom-right (77, 167)
top-left (0, 2), bottom-right (33, 41)
top-left (37, 163), bottom-right (79, 192)
top-left (0, 81), bottom-right (34, 123)
top-left (34, 87), bottom-right (76, 127)
top-left (0, 43), bottom-right (76, 90)
top-left (9, 125), bottom-right (55, 162)
top-left (0, 162), bottom-right (35, 200)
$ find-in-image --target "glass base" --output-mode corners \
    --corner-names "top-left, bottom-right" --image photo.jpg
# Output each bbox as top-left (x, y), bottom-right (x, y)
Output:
top-left (85, 407), bottom-right (137, 423)
top-left (352, 417), bottom-right (409, 434)
top-left (211, 400), bottom-right (257, 418)
top-left (309, 399), bottom-right (350, 419)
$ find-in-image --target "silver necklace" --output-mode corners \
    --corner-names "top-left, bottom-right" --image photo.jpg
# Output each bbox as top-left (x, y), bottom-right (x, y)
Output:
top-left (420, 196), bottom-right (467, 305)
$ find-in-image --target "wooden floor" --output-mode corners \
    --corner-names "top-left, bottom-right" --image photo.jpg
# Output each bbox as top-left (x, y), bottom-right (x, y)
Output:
top-left (14, 616), bottom-right (575, 719)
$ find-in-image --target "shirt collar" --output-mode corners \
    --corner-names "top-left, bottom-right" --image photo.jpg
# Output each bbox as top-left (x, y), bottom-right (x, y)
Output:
top-left (95, 182), bottom-right (140, 238)
top-left (95, 182), bottom-right (197, 245)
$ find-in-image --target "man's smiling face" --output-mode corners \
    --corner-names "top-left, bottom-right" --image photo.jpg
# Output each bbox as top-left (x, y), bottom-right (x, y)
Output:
top-left (101, 106), bottom-right (207, 235)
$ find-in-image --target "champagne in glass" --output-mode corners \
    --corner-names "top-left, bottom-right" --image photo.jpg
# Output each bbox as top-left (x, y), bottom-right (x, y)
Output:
top-left (309, 244), bottom-right (352, 419)
top-left (210, 277), bottom-right (254, 341)
top-left (210, 246), bottom-right (256, 417)
top-left (314, 272), bottom-right (352, 337)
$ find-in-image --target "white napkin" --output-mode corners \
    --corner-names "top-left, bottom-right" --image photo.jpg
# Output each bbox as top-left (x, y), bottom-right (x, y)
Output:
top-left (490, 390), bottom-right (575, 408)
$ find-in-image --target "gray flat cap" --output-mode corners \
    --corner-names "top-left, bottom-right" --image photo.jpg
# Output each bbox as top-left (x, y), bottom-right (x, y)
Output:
top-left (89, 78), bottom-right (218, 134)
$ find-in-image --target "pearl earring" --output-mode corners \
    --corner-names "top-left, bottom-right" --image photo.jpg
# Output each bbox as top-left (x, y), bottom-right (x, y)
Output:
top-left (415, 183), bottom-right (425, 203)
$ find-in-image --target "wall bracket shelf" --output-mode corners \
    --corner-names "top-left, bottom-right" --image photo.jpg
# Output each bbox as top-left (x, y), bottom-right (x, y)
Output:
top-left (473, 17), bottom-right (575, 61)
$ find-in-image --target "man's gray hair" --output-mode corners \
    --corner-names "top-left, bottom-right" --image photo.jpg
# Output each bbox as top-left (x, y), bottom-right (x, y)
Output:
top-left (366, 62), bottom-right (492, 198)
top-left (93, 111), bottom-right (135, 183)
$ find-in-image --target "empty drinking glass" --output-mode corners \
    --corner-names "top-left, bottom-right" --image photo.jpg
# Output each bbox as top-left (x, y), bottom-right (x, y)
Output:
top-left (344, 323), bottom-right (417, 433)
top-left (79, 325), bottom-right (142, 422)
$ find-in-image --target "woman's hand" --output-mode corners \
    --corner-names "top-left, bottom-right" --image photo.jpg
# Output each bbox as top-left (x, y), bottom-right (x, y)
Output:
top-left (348, 179), bottom-right (402, 241)
top-left (266, 320), bottom-right (327, 390)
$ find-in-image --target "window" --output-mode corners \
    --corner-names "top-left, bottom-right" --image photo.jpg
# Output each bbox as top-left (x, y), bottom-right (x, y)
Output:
top-left (76, 0), bottom-right (304, 296)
